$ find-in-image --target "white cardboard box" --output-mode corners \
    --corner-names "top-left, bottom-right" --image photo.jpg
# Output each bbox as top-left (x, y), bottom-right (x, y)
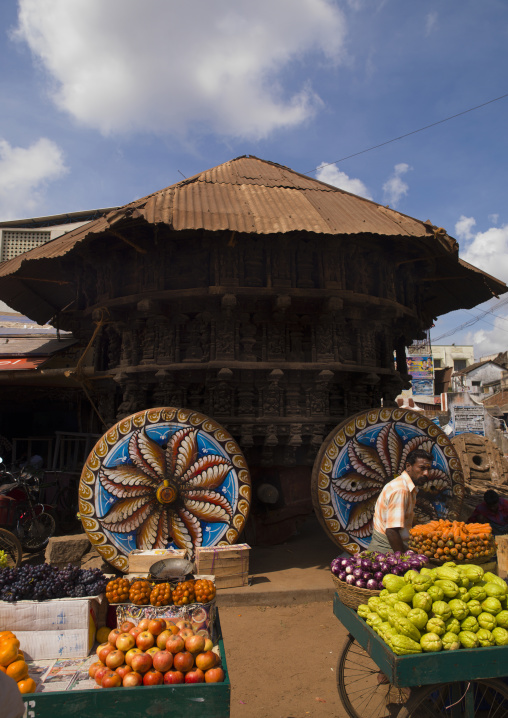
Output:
top-left (0, 596), bottom-right (105, 660)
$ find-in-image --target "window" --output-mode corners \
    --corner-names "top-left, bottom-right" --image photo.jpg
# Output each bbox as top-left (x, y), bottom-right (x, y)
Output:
top-left (0, 230), bottom-right (51, 261)
top-left (454, 359), bottom-right (467, 371)
top-left (433, 358), bottom-right (442, 368)
top-left (472, 381), bottom-right (481, 387)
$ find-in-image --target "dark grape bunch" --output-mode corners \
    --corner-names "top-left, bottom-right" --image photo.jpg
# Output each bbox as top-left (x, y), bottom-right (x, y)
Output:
top-left (0, 563), bottom-right (109, 602)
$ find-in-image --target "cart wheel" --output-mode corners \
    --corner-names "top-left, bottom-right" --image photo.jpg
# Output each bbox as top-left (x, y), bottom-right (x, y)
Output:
top-left (398, 678), bottom-right (508, 717)
top-left (337, 634), bottom-right (410, 718)
top-left (0, 527), bottom-right (23, 568)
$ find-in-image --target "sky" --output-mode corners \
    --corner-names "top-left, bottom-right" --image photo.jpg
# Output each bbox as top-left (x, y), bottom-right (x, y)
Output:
top-left (0, 0), bottom-right (508, 359)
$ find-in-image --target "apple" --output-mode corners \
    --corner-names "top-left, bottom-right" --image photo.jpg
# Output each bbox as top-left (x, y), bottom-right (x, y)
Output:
top-left (143, 669), bottom-right (163, 686)
top-left (116, 632), bottom-right (136, 652)
top-left (166, 635), bottom-right (185, 654)
top-left (131, 652), bottom-right (153, 674)
top-left (98, 644), bottom-right (115, 664)
top-left (178, 628), bottom-right (194, 640)
top-left (146, 646), bottom-right (160, 658)
top-left (95, 666), bottom-right (111, 686)
top-left (156, 630), bottom-right (173, 649)
top-left (165, 621), bottom-right (179, 635)
top-left (123, 671), bottom-right (143, 687)
top-left (106, 649), bottom-right (125, 670)
top-left (136, 630), bottom-right (155, 651)
top-left (153, 650), bottom-right (173, 673)
top-left (195, 651), bottom-right (216, 671)
top-left (115, 664), bottom-right (132, 680)
top-left (173, 651), bottom-right (194, 673)
top-left (108, 628), bottom-right (122, 646)
top-left (176, 619), bottom-right (193, 631)
top-left (102, 671), bottom-right (122, 688)
top-left (88, 661), bottom-right (104, 679)
top-left (163, 670), bottom-right (184, 684)
top-left (125, 647), bottom-right (142, 666)
top-left (137, 618), bottom-right (150, 631)
top-left (204, 638), bottom-right (213, 652)
top-left (148, 619), bottom-right (166, 636)
top-left (185, 668), bottom-right (205, 683)
top-left (129, 626), bottom-right (143, 639)
top-left (96, 642), bottom-right (110, 657)
top-left (185, 635), bottom-right (205, 654)
top-left (205, 667), bottom-right (225, 683)
top-left (120, 620), bottom-right (135, 633)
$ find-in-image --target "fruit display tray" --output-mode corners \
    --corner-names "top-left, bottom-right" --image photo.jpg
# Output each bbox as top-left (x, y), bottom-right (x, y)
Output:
top-left (334, 594), bottom-right (508, 687)
top-left (21, 625), bottom-right (230, 717)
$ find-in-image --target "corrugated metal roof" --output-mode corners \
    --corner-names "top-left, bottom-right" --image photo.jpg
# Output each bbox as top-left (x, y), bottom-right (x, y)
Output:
top-left (0, 156), bottom-right (435, 279)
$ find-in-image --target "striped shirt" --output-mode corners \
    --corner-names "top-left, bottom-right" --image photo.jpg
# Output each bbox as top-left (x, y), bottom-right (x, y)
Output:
top-left (373, 471), bottom-right (418, 540)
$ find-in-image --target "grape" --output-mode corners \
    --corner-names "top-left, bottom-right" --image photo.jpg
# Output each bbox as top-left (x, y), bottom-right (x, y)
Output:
top-left (0, 563), bottom-right (109, 601)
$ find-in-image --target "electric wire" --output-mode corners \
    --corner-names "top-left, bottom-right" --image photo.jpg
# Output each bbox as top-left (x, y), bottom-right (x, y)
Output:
top-left (431, 296), bottom-right (508, 341)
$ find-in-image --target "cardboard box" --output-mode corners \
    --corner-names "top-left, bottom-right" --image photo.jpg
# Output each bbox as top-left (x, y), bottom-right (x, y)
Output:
top-left (128, 548), bottom-right (187, 573)
top-left (213, 572), bottom-right (249, 589)
top-left (195, 544), bottom-right (250, 577)
top-left (0, 596), bottom-right (105, 660)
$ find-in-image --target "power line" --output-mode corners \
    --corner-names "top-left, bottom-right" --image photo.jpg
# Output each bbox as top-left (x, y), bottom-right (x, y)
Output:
top-left (431, 296), bottom-right (508, 341)
top-left (304, 92), bottom-right (508, 176)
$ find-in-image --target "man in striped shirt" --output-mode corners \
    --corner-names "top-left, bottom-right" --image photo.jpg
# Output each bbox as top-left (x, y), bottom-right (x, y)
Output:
top-left (369, 449), bottom-right (432, 554)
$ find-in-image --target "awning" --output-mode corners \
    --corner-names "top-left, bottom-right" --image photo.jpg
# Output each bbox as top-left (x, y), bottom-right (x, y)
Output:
top-left (0, 357), bottom-right (48, 371)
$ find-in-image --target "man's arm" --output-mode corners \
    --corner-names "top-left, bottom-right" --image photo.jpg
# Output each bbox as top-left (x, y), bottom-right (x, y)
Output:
top-left (385, 527), bottom-right (405, 552)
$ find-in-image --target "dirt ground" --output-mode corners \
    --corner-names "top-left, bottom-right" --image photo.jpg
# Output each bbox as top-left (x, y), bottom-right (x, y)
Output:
top-left (220, 601), bottom-right (351, 718)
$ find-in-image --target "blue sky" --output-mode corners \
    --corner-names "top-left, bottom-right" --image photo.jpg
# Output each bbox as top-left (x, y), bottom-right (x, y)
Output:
top-left (1, 0), bottom-right (508, 358)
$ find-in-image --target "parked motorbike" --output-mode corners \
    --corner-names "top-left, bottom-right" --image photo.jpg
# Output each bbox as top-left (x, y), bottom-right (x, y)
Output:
top-left (0, 458), bottom-right (56, 552)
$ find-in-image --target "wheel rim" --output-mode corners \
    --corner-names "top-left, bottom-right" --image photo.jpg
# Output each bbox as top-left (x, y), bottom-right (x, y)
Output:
top-left (399, 679), bottom-right (508, 717)
top-left (0, 529), bottom-right (22, 567)
top-left (22, 512), bottom-right (55, 550)
top-left (337, 634), bottom-right (410, 718)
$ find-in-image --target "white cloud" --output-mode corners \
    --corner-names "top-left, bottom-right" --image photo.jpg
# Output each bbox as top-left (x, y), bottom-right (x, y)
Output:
top-left (462, 223), bottom-right (508, 282)
top-left (382, 163), bottom-right (411, 207)
top-left (14, 0), bottom-right (346, 140)
top-left (489, 213), bottom-right (499, 225)
top-left (425, 11), bottom-right (438, 36)
top-left (0, 138), bottom-right (68, 220)
top-left (464, 313), bottom-right (508, 358)
top-left (316, 163), bottom-right (372, 199)
top-left (455, 215), bottom-right (476, 242)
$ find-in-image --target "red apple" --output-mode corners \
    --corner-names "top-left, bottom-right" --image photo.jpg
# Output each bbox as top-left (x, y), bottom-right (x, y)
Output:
top-left (129, 626), bottom-right (143, 639)
top-left (137, 618), bottom-right (150, 631)
top-left (163, 670), bottom-right (184, 684)
top-left (176, 619), bottom-right (192, 631)
top-left (96, 642), bottom-right (111, 657)
top-left (131, 652), bottom-right (152, 674)
top-left (88, 661), bottom-right (104, 679)
top-left (116, 632), bottom-right (136, 652)
top-left (173, 651), bottom-right (194, 673)
top-left (143, 669), bottom-right (163, 686)
top-left (115, 664), bottom-right (132, 680)
top-left (153, 650), bottom-right (173, 673)
top-left (106, 649), bottom-right (125, 670)
top-left (146, 646), bottom-right (160, 659)
top-left (166, 635), bottom-right (185, 654)
top-left (108, 628), bottom-right (122, 647)
top-left (156, 630), bottom-right (173, 649)
top-left (102, 671), bottom-right (122, 688)
top-left (205, 667), bottom-right (225, 683)
top-left (165, 621), bottom-right (179, 635)
top-left (185, 668), bottom-right (205, 683)
top-left (95, 666), bottom-right (111, 686)
top-left (125, 647), bottom-right (143, 666)
top-left (123, 671), bottom-right (143, 687)
top-left (178, 628), bottom-right (194, 640)
top-left (185, 634), bottom-right (205, 654)
top-left (136, 630), bottom-right (155, 651)
top-left (120, 620), bottom-right (135, 633)
top-left (148, 619), bottom-right (166, 636)
top-left (98, 644), bottom-right (115, 664)
top-left (195, 651), bottom-right (216, 671)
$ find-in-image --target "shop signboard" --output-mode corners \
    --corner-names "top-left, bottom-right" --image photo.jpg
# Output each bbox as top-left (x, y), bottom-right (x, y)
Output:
top-left (407, 355), bottom-right (434, 396)
top-left (452, 405), bottom-right (485, 436)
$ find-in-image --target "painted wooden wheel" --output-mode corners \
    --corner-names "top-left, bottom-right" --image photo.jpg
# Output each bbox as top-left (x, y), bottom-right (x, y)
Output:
top-left (311, 407), bottom-right (464, 555)
top-left (79, 407), bottom-right (251, 573)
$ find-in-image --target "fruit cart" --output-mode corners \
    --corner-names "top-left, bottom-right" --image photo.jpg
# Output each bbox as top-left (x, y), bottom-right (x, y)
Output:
top-left (334, 595), bottom-right (508, 717)
top-left (20, 626), bottom-right (230, 718)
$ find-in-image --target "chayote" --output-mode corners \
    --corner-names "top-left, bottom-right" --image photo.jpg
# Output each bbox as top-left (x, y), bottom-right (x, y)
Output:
top-left (460, 616), bottom-right (479, 633)
top-left (412, 574), bottom-right (433, 593)
top-left (458, 588), bottom-right (471, 602)
top-left (389, 634), bottom-right (422, 655)
top-left (357, 604), bottom-right (370, 619)
top-left (384, 594), bottom-right (400, 607)
top-left (413, 592), bottom-right (432, 614)
top-left (426, 617), bottom-right (446, 636)
top-left (460, 565), bottom-right (484, 584)
top-left (383, 575), bottom-right (407, 593)
top-left (484, 573), bottom-right (508, 591)
top-left (404, 569), bottom-right (420, 584)
top-left (495, 610), bottom-right (508, 629)
top-left (367, 613), bottom-right (384, 628)
top-left (484, 582), bottom-right (507, 599)
top-left (420, 632), bottom-right (443, 652)
top-left (397, 585), bottom-right (416, 604)
top-left (394, 601), bottom-right (412, 617)
top-left (427, 585), bottom-right (445, 602)
top-left (469, 585), bottom-right (487, 602)
top-left (379, 589), bottom-right (390, 598)
top-left (368, 597), bottom-right (383, 612)
top-left (392, 616), bottom-right (422, 643)
top-left (408, 608), bottom-right (429, 631)
top-left (442, 631), bottom-right (461, 651)
top-left (466, 600), bottom-right (482, 617)
top-left (458, 630), bottom-right (479, 648)
top-left (435, 566), bottom-right (461, 583)
top-left (432, 600), bottom-right (452, 621)
top-left (377, 603), bottom-right (391, 621)
top-left (445, 617), bottom-right (461, 635)
top-left (492, 627), bottom-right (508, 646)
top-left (434, 579), bottom-right (460, 599)
top-left (482, 597), bottom-right (503, 616)
top-left (478, 612), bottom-right (497, 631)
top-left (477, 628), bottom-right (496, 647)
top-left (447, 599), bottom-right (469, 621)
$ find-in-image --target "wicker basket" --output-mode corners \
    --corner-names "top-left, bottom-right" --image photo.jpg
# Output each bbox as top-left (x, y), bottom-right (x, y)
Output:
top-left (429, 553), bottom-right (496, 566)
top-left (332, 574), bottom-right (380, 610)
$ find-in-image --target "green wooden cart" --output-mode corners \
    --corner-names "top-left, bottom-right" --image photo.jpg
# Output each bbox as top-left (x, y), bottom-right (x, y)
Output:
top-left (334, 594), bottom-right (508, 717)
top-left (21, 637), bottom-right (230, 718)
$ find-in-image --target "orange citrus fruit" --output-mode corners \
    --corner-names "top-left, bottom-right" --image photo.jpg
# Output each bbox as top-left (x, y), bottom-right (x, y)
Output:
top-left (0, 642), bottom-right (19, 667)
top-left (17, 678), bottom-right (36, 694)
top-left (6, 659), bottom-right (28, 682)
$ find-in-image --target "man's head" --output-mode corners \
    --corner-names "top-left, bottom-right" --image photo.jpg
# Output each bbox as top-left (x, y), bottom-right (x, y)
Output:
top-left (405, 449), bottom-right (433, 486)
top-left (484, 489), bottom-right (499, 508)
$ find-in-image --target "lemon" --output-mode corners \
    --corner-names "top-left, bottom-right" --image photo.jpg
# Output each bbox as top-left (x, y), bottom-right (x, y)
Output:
top-left (96, 626), bottom-right (111, 644)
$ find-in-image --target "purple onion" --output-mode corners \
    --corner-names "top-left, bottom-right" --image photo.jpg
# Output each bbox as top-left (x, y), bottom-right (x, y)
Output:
top-left (386, 555), bottom-right (398, 566)
top-left (340, 557), bottom-right (352, 568)
top-left (366, 579), bottom-right (379, 590)
top-left (345, 574), bottom-right (356, 585)
top-left (353, 567), bottom-right (364, 579)
top-left (393, 551), bottom-right (402, 559)
top-left (338, 571), bottom-right (347, 582)
top-left (374, 571), bottom-right (384, 582)
top-left (345, 564), bottom-right (355, 575)
top-left (355, 579), bottom-right (366, 588)
top-left (371, 561), bottom-right (380, 572)
top-left (361, 558), bottom-right (371, 570)
top-left (391, 566), bottom-right (404, 576)
top-left (417, 554), bottom-right (429, 564)
top-left (406, 549), bottom-right (416, 555)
